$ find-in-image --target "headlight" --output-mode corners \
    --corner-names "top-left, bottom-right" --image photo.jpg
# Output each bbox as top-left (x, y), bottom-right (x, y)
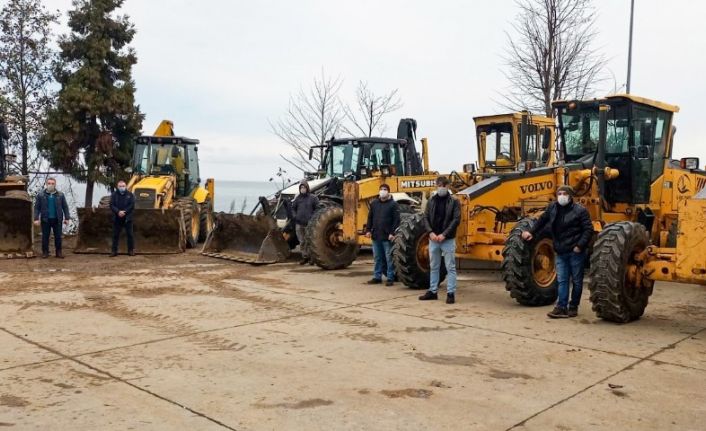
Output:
top-left (680, 157), bottom-right (700, 170)
top-left (360, 168), bottom-right (368, 177)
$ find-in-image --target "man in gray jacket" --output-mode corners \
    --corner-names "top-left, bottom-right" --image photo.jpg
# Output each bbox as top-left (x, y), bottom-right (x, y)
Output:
top-left (292, 181), bottom-right (319, 265)
top-left (33, 177), bottom-right (71, 258)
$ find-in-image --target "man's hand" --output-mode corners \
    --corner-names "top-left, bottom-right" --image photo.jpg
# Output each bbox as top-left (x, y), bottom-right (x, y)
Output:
top-left (521, 231), bottom-right (533, 241)
top-left (388, 234), bottom-right (395, 241)
top-left (573, 246), bottom-right (581, 253)
top-left (63, 219), bottom-right (70, 225)
top-left (33, 220), bottom-right (40, 226)
top-left (118, 210), bottom-right (126, 218)
top-left (437, 234), bottom-right (446, 242)
top-left (365, 232), bottom-right (371, 239)
top-left (429, 233), bottom-right (438, 242)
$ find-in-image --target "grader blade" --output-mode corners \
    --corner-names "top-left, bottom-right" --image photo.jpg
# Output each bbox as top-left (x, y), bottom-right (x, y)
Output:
top-left (75, 208), bottom-right (185, 254)
top-left (0, 196), bottom-right (34, 258)
top-left (201, 213), bottom-right (289, 264)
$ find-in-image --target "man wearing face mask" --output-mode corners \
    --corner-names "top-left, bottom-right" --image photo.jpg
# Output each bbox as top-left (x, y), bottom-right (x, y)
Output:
top-left (521, 185), bottom-right (593, 318)
top-left (419, 176), bottom-right (461, 304)
top-left (365, 184), bottom-right (401, 286)
top-left (110, 179), bottom-right (136, 257)
top-left (292, 180), bottom-right (319, 265)
top-left (33, 177), bottom-right (71, 258)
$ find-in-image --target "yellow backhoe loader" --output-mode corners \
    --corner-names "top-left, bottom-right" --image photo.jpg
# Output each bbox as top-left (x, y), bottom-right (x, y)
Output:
top-left (0, 119), bottom-right (33, 258)
top-left (75, 121), bottom-right (215, 254)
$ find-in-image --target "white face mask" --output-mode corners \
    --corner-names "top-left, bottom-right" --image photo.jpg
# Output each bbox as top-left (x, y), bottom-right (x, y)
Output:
top-left (437, 187), bottom-right (449, 197)
top-left (46, 184), bottom-right (56, 193)
top-left (557, 195), bottom-right (570, 206)
top-left (379, 190), bottom-right (389, 199)
top-left (118, 186), bottom-right (127, 193)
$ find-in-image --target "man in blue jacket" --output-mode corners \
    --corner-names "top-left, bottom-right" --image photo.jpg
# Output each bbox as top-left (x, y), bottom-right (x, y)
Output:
top-left (522, 185), bottom-right (593, 318)
top-left (33, 177), bottom-right (71, 258)
top-left (110, 179), bottom-right (136, 256)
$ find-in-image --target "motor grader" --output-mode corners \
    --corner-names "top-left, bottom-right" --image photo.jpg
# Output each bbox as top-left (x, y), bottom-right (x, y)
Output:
top-left (385, 112), bottom-right (557, 288)
top-left (201, 119), bottom-right (430, 265)
top-left (75, 120), bottom-right (215, 254)
top-left (0, 119), bottom-right (33, 258)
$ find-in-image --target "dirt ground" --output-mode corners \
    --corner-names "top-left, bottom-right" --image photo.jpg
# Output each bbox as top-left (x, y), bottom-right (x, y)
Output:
top-left (0, 245), bottom-right (705, 431)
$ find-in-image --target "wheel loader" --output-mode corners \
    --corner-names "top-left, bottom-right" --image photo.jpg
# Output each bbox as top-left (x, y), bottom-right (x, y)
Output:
top-left (200, 119), bottom-right (429, 265)
top-left (0, 119), bottom-right (33, 258)
top-left (75, 121), bottom-right (215, 254)
top-left (386, 112), bottom-right (557, 288)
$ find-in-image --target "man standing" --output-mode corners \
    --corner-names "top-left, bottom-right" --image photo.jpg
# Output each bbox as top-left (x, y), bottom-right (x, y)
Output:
top-left (33, 177), bottom-right (71, 258)
top-left (110, 180), bottom-right (136, 257)
top-left (365, 184), bottom-right (400, 286)
top-left (521, 185), bottom-right (593, 318)
top-left (292, 181), bottom-right (319, 265)
top-left (419, 176), bottom-right (461, 304)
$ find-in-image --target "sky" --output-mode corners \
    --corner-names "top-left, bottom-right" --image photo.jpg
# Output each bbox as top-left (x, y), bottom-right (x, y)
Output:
top-left (40, 0), bottom-right (706, 181)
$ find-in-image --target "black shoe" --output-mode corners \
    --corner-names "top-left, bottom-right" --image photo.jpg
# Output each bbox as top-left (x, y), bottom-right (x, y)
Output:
top-left (41, 253), bottom-right (49, 259)
top-left (385, 280), bottom-right (394, 287)
top-left (446, 293), bottom-right (455, 304)
top-left (55, 253), bottom-right (64, 259)
top-left (568, 307), bottom-right (578, 318)
top-left (128, 251), bottom-right (136, 256)
top-left (419, 291), bottom-right (438, 301)
top-left (367, 278), bottom-right (382, 285)
top-left (299, 258), bottom-right (309, 265)
top-left (109, 253), bottom-right (118, 257)
top-left (547, 306), bottom-right (569, 319)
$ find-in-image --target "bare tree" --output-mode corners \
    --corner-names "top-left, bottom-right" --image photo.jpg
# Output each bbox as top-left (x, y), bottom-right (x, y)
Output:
top-left (270, 71), bottom-right (345, 173)
top-left (500, 0), bottom-right (606, 116)
top-left (0, 0), bottom-right (58, 178)
top-left (342, 81), bottom-right (402, 137)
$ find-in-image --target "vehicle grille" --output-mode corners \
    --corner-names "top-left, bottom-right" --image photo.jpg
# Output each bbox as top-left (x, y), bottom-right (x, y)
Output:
top-left (134, 188), bottom-right (157, 209)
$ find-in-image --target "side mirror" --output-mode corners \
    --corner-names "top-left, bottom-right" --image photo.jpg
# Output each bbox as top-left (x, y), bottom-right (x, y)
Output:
top-left (680, 157), bottom-right (699, 170)
top-left (308, 148), bottom-right (314, 160)
top-left (542, 129), bottom-right (551, 149)
top-left (463, 163), bottom-right (476, 173)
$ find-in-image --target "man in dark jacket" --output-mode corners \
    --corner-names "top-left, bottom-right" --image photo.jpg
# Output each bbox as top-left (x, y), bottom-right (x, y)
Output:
top-left (292, 180), bottom-right (319, 265)
top-left (33, 177), bottom-right (71, 258)
top-left (522, 185), bottom-right (593, 318)
top-left (110, 180), bottom-right (136, 257)
top-left (419, 176), bottom-right (461, 304)
top-left (365, 183), bottom-right (401, 286)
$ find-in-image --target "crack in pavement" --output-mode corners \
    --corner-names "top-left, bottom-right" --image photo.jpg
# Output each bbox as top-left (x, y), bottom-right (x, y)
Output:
top-left (504, 326), bottom-right (706, 430)
top-left (0, 326), bottom-right (239, 431)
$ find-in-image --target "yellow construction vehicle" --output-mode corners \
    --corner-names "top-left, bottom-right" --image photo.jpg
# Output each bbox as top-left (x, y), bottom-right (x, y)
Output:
top-left (383, 113), bottom-right (556, 288)
top-left (0, 119), bottom-right (33, 258)
top-left (75, 121), bottom-right (215, 253)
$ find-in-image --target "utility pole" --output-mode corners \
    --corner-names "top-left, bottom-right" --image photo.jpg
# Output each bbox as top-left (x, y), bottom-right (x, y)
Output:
top-left (626, 0), bottom-right (635, 94)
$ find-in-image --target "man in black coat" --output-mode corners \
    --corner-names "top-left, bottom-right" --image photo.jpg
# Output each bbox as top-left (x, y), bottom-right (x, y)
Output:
top-left (110, 180), bottom-right (136, 257)
top-left (292, 181), bottom-right (319, 265)
top-left (33, 177), bottom-right (71, 258)
top-left (522, 185), bottom-right (593, 318)
top-left (365, 183), bottom-right (401, 286)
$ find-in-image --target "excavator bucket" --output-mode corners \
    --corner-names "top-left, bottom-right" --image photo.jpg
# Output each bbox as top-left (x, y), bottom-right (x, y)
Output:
top-left (201, 212), bottom-right (290, 264)
top-left (0, 195), bottom-right (33, 258)
top-left (75, 208), bottom-right (185, 254)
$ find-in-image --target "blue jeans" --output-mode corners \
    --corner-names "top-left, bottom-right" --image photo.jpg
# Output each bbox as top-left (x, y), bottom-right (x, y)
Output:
top-left (372, 240), bottom-right (395, 281)
top-left (555, 251), bottom-right (586, 308)
top-left (429, 238), bottom-right (457, 294)
top-left (41, 218), bottom-right (62, 254)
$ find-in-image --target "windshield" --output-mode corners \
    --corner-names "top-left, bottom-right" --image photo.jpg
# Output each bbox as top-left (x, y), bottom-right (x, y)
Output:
top-left (559, 104), bottom-right (630, 161)
top-left (478, 123), bottom-right (514, 167)
top-left (133, 142), bottom-right (188, 175)
top-left (325, 141), bottom-right (406, 177)
top-left (326, 143), bottom-right (360, 177)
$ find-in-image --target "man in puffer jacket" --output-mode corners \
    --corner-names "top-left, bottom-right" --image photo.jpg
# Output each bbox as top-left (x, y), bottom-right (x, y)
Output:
top-left (522, 185), bottom-right (593, 318)
top-left (292, 181), bottom-right (319, 265)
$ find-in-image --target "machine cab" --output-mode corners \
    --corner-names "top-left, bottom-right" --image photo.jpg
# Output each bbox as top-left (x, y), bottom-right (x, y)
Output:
top-left (475, 113), bottom-right (556, 173)
top-left (554, 95), bottom-right (679, 205)
top-left (132, 136), bottom-right (202, 196)
top-left (316, 137), bottom-right (409, 180)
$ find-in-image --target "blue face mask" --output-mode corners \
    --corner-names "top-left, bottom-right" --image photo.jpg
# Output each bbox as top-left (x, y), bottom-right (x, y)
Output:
top-left (118, 186), bottom-right (127, 193)
top-left (437, 187), bottom-right (449, 197)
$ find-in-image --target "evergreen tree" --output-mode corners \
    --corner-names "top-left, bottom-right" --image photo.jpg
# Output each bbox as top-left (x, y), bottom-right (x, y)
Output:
top-left (39, 0), bottom-right (143, 207)
top-left (0, 0), bottom-right (59, 177)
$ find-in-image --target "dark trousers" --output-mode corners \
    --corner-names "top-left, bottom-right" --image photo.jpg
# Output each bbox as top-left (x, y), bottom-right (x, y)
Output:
top-left (555, 251), bottom-right (586, 309)
top-left (41, 218), bottom-right (62, 255)
top-left (112, 220), bottom-right (134, 254)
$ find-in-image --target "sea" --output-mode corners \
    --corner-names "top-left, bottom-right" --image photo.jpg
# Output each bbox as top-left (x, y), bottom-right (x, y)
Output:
top-left (51, 176), bottom-right (284, 214)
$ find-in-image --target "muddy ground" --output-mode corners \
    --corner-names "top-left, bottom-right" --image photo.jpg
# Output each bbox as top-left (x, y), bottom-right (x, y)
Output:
top-left (0, 245), bottom-right (704, 430)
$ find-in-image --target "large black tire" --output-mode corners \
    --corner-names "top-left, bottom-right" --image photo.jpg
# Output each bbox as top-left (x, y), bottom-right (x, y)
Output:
top-left (174, 197), bottom-right (201, 248)
top-left (306, 204), bottom-right (359, 270)
top-left (98, 195), bottom-right (112, 208)
top-left (392, 212), bottom-right (447, 289)
top-left (198, 200), bottom-right (214, 243)
top-left (501, 218), bottom-right (558, 306)
top-left (588, 222), bottom-right (653, 323)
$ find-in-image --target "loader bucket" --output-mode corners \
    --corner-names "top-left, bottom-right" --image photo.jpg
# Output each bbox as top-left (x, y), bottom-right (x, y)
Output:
top-left (75, 207), bottom-right (185, 254)
top-left (0, 196), bottom-right (34, 258)
top-left (201, 212), bottom-right (290, 264)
